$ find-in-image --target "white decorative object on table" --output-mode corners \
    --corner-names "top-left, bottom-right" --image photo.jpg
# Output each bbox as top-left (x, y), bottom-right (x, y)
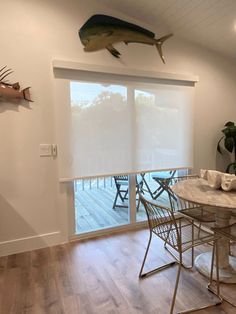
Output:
top-left (221, 173), bottom-right (236, 191)
top-left (200, 169), bottom-right (208, 180)
top-left (207, 170), bottom-right (222, 189)
top-left (200, 169), bottom-right (236, 191)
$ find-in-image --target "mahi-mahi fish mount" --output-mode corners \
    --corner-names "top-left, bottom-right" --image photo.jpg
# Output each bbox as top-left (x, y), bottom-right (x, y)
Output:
top-left (79, 14), bottom-right (173, 64)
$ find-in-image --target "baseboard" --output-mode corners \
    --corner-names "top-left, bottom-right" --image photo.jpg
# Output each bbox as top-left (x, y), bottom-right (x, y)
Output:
top-left (0, 231), bottom-right (64, 257)
top-left (70, 221), bottom-right (148, 241)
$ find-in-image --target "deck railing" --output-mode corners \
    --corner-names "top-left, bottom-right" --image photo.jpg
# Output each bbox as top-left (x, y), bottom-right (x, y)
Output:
top-left (75, 177), bottom-right (114, 191)
top-left (75, 173), bottom-right (154, 191)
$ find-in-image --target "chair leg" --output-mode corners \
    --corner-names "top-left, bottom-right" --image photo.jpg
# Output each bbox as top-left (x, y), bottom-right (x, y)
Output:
top-left (164, 244), bottom-right (194, 270)
top-left (170, 256), bottom-right (182, 314)
top-left (142, 176), bottom-right (154, 199)
top-left (164, 220), bottom-right (194, 270)
top-left (113, 183), bottom-right (128, 209)
top-left (215, 239), bottom-right (220, 297)
top-left (178, 240), bottom-right (222, 314)
top-left (153, 186), bottom-right (165, 200)
top-left (139, 231), bottom-right (177, 278)
top-left (139, 231), bottom-right (152, 278)
top-left (197, 221), bottom-right (202, 239)
top-left (169, 248), bottom-right (222, 314)
top-left (136, 193), bottom-right (140, 211)
top-left (112, 191), bottom-right (119, 209)
top-left (123, 189), bottom-right (128, 201)
top-left (209, 240), bottom-right (216, 287)
top-left (208, 239), bottom-right (236, 307)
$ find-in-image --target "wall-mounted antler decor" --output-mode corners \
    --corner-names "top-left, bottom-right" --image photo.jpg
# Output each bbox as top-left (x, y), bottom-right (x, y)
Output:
top-left (0, 66), bottom-right (33, 103)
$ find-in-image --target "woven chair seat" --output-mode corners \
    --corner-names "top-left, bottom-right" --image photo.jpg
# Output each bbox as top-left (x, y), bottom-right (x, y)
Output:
top-left (179, 206), bottom-right (215, 223)
top-left (169, 175), bottom-right (216, 223)
top-left (212, 222), bottom-right (236, 242)
top-left (153, 218), bottom-right (215, 252)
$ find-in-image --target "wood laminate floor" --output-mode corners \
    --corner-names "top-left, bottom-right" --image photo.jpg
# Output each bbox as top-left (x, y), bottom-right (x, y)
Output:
top-left (0, 229), bottom-right (235, 314)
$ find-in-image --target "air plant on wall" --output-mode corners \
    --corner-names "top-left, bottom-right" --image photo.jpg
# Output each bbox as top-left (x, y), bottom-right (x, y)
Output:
top-left (0, 66), bottom-right (33, 103)
top-left (217, 121), bottom-right (236, 174)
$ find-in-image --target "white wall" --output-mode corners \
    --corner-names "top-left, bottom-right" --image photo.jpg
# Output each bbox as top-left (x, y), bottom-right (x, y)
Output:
top-left (0, 0), bottom-right (236, 256)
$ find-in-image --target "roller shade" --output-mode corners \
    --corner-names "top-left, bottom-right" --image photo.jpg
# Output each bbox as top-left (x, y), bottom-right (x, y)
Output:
top-left (54, 68), bottom-right (194, 181)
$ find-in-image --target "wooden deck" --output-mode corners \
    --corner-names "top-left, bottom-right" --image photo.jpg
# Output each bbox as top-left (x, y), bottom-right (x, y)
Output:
top-left (74, 178), bottom-right (169, 234)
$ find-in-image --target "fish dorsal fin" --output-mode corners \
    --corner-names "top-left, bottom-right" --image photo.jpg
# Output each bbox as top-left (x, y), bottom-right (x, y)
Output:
top-left (81, 14), bottom-right (155, 38)
top-left (0, 68), bottom-right (13, 82)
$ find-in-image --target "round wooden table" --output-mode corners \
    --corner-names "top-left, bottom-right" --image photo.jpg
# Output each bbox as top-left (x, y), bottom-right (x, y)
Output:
top-left (172, 178), bottom-right (236, 283)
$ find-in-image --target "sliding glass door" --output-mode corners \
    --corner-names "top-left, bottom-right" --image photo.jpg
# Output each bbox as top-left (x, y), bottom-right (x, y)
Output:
top-left (74, 176), bottom-right (130, 234)
top-left (74, 174), bottom-right (149, 235)
top-left (54, 68), bottom-right (194, 237)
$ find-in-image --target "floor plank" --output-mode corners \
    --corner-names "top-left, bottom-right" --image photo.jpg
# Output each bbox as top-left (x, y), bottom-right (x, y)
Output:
top-left (0, 229), bottom-right (235, 313)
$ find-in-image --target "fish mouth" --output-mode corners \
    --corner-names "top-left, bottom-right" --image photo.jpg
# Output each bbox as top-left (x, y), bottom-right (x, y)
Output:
top-left (81, 39), bottom-right (89, 47)
top-left (83, 45), bottom-right (97, 52)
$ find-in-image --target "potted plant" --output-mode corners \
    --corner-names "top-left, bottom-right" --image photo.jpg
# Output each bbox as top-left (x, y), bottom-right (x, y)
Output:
top-left (217, 121), bottom-right (236, 173)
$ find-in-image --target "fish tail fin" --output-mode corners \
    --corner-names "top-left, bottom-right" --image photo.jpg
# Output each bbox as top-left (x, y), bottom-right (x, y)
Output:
top-left (23, 87), bottom-right (33, 102)
top-left (155, 33), bottom-right (173, 64)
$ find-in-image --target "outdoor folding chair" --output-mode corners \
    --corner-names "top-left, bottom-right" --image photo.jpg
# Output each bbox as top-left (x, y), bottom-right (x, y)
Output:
top-left (112, 175), bottom-right (143, 210)
top-left (151, 170), bottom-right (177, 200)
top-left (139, 194), bottom-right (222, 314)
top-left (140, 173), bottom-right (154, 198)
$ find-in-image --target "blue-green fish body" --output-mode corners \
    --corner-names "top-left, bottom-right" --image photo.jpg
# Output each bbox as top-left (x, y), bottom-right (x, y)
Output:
top-left (79, 15), bottom-right (173, 63)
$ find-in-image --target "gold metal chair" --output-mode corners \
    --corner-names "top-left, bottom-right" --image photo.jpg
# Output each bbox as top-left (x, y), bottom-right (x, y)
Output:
top-left (208, 222), bottom-right (236, 307)
top-left (139, 194), bottom-right (222, 314)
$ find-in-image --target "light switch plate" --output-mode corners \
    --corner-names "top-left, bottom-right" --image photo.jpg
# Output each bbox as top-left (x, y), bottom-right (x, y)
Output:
top-left (39, 144), bottom-right (52, 157)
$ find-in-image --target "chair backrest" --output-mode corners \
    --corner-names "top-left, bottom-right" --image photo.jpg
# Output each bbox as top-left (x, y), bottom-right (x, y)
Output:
top-left (114, 175), bottom-right (128, 182)
top-left (113, 175), bottom-right (143, 188)
top-left (167, 175), bottom-right (201, 212)
top-left (139, 194), bottom-right (181, 249)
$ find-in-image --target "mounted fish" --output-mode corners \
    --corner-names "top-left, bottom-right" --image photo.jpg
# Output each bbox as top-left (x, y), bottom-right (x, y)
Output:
top-left (0, 66), bottom-right (33, 103)
top-left (79, 14), bottom-right (173, 63)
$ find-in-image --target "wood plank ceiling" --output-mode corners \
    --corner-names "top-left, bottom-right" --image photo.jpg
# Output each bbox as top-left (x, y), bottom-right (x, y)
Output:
top-left (99, 0), bottom-right (236, 59)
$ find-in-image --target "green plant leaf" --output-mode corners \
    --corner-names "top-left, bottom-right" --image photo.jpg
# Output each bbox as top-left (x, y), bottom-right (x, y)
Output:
top-left (230, 127), bottom-right (236, 136)
top-left (224, 137), bottom-right (234, 153)
top-left (226, 162), bottom-right (236, 173)
top-left (222, 128), bottom-right (231, 136)
top-left (217, 136), bottom-right (224, 154)
top-left (225, 121), bottom-right (235, 127)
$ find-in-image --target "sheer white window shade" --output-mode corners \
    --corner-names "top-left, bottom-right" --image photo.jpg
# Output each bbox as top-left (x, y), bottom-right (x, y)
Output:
top-left (54, 69), bottom-right (195, 181)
